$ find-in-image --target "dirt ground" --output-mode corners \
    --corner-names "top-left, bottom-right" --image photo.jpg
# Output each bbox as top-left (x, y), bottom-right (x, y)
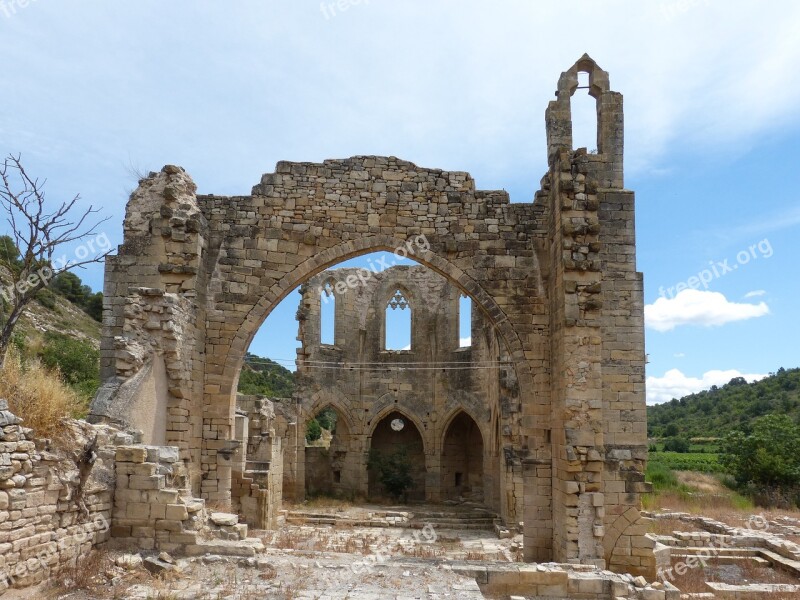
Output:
top-left (10, 521), bottom-right (517, 600)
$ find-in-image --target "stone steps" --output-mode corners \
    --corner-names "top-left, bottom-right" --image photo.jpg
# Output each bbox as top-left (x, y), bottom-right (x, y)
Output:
top-left (285, 506), bottom-right (500, 531)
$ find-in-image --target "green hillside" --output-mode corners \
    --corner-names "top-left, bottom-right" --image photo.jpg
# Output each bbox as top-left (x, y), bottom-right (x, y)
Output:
top-left (648, 367), bottom-right (800, 439)
top-left (237, 352), bottom-right (295, 398)
top-left (0, 266), bottom-right (103, 403)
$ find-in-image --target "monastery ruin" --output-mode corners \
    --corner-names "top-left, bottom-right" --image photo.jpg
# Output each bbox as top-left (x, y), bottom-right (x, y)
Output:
top-left (0, 56), bottom-right (714, 598)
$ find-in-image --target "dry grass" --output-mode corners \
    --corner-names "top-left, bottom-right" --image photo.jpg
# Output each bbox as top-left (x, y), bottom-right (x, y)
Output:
top-left (675, 471), bottom-right (728, 494)
top-left (648, 517), bottom-right (703, 536)
top-left (0, 348), bottom-right (86, 442)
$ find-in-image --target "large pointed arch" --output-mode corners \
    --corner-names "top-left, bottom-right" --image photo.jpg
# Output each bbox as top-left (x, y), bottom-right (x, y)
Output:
top-left (217, 235), bottom-right (534, 417)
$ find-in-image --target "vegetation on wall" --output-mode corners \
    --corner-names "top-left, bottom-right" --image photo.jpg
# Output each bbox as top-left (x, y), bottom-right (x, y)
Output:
top-left (0, 348), bottom-right (87, 441)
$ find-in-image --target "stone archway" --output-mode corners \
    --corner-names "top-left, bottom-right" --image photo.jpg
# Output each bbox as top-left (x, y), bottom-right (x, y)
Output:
top-left (304, 404), bottom-right (356, 499)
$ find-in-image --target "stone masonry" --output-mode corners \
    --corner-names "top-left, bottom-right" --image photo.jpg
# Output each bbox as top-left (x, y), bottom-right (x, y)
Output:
top-left (288, 265), bottom-right (522, 522)
top-left (0, 400), bottom-right (115, 592)
top-left (89, 55), bottom-right (657, 576)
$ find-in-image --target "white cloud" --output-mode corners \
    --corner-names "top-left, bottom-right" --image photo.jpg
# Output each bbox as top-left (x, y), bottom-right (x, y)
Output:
top-left (673, 353), bottom-right (685, 358)
top-left (744, 290), bottom-right (766, 298)
top-left (647, 368), bottom-right (767, 405)
top-left (459, 337), bottom-right (472, 348)
top-left (645, 289), bottom-right (769, 332)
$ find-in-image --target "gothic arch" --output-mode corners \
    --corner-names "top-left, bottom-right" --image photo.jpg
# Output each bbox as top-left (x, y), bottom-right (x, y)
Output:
top-left (440, 406), bottom-right (487, 451)
top-left (220, 235), bottom-right (534, 414)
top-left (301, 388), bottom-right (357, 433)
top-left (366, 405), bottom-right (429, 455)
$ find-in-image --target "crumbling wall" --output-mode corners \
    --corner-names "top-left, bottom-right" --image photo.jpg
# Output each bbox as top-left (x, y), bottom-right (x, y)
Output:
top-left (232, 396), bottom-right (283, 530)
top-left (91, 55), bottom-right (652, 575)
top-left (111, 444), bottom-right (262, 557)
top-left (0, 401), bottom-right (116, 593)
top-left (91, 165), bottom-right (208, 490)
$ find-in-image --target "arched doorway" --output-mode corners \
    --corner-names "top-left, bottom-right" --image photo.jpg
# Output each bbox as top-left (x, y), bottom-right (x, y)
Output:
top-left (441, 411), bottom-right (484, 502)
top-left (368, 411), bottom-right (426, 502)
top-left (304, 406), bottom-right (357, 498)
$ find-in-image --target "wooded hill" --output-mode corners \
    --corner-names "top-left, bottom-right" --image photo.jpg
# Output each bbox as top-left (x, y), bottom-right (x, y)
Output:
top-left (648, 367), bottom-right (800, 439)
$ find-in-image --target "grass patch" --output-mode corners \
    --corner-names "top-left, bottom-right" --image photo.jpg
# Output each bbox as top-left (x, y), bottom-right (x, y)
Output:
top-left (644, 462), bottom-right (756, 516)
top-left (0, 348), bottom-right (88, 441)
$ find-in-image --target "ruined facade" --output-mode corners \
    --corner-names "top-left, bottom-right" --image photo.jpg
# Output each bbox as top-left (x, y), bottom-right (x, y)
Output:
top-left (289, 265), bottom-right (522, 522)
top-left (89, 55), bottom-right (655, 575)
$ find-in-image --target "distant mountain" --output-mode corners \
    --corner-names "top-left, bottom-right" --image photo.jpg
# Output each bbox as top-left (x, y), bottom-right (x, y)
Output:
top-left (647, 367), bottom-right (800, 439)
top-left (237, 352), bottom-right (295, 398)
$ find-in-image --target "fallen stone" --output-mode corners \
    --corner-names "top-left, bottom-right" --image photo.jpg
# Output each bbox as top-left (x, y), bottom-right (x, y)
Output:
top-left (143, 556), bottom-right (180, 575)
top-left (210, 512), bottom-right (238, 527)
top-left (116, 554), bottom-right (144, 569)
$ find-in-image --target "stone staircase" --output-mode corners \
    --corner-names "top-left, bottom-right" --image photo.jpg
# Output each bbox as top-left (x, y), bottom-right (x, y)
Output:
top-left (408, 506), bottom-right (499, 531)
top-left (286, 505), bottom-right (500, 532)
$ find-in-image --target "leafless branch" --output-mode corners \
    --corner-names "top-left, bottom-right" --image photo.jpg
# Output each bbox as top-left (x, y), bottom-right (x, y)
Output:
top-left (0, 154), bottom-right (111, 361)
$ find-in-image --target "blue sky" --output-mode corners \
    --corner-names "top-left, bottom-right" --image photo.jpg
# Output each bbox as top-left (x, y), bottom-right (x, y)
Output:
top-left (1, 1), bottom-right (798, 403)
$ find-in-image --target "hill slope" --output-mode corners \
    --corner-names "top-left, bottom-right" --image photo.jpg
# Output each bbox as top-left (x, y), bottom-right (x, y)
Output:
top-left (237, 352), bottom-right (295, 398)
top-left (0, 266), bottom-right (102, 349)
top-left (648, 367), bottom-right (800, 439)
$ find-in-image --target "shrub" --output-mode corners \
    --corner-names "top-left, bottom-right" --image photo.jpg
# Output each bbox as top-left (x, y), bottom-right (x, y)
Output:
top-left (38, 332), bottom-right (100, 401)
top-left (305, 418), bottom-right (322, 443)
top-left (646, 461), bottom-right (679, 491)
top-left (0, 349), bottom-right (86, 441)
top-left (367, 446), bottom-right (413, 501)
top-left (663, 437), bottom-right (691, 453)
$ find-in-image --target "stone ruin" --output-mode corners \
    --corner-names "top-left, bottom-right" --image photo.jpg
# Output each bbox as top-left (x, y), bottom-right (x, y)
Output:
top-left (288, 264), bottom-right (520, 516)
top-left (0, 55), bottom-right (675, 597)
top-left (85, 53), bottom-right (657, 577)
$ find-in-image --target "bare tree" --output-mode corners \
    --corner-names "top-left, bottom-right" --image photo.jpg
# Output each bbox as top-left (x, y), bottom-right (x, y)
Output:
top-left (0, 154), bottom-right (111, 363)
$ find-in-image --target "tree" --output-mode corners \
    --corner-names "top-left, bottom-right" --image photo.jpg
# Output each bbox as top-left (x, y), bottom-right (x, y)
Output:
top-left (0, 155), bottom-right (109, 362)
top-left (664, 423), bottom-right (680, 438)
top-left (662, 437), bottom-right (690, 453)
top-left (720, 414), bottom-right (800, 490)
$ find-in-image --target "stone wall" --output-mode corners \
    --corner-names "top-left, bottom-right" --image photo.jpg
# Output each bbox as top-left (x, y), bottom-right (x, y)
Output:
top-left (0, 401), bottom-right (116, 592)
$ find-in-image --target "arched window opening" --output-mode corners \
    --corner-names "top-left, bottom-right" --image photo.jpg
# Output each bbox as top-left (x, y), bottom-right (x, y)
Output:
top-left (385, 289), bottom-right (411, 350)
top-left (572, 70), bottom-right (598, 153)
top-left (459, 293), bottom-right (472, 348)
top-left (320, 281), bottom-right (335, 346)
